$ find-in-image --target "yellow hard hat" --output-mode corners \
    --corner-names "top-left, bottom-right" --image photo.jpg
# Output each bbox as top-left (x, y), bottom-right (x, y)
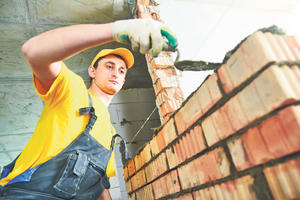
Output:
top-left (91, 48), bottom-right (134, 69)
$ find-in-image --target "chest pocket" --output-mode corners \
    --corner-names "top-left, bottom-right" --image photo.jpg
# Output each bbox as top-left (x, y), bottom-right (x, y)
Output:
top-left (53, 151), bottom-right (105, 199)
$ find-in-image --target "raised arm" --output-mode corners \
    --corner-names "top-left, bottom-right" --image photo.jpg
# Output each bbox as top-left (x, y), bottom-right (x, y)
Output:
top-left (22, 23), bottom-right (113, 90)
top-left (22, 19), bottom-right (178, 91)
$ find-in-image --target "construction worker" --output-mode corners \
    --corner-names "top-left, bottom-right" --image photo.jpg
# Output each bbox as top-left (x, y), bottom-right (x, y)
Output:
top-left (0, 18), bottom-right (177, 200)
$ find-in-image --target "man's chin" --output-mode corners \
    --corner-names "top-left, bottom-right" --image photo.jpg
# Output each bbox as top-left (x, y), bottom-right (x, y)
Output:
top-left (104, 87), bottom-right (120, 95)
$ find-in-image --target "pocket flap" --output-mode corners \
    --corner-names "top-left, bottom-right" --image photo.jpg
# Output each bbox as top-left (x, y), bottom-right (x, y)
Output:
top-left (73, 152), bottom-right (88, 177)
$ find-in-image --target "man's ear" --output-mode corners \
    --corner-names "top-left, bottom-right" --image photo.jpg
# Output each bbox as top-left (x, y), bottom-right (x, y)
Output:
top-left (88, 65), bottom-right (96, 78)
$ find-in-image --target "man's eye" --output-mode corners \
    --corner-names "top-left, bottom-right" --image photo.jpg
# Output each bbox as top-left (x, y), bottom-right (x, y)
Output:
top-left (107, 65), bottom-right (113, 69)
top-left (120, 69), bottom-right (125, 74)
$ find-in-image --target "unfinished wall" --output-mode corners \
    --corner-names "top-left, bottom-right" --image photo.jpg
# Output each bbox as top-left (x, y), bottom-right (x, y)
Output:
top-left (123, 30), bottom-right (300, 199)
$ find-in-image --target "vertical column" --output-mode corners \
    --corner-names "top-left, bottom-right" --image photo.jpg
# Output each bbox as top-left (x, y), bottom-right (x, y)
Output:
top-left (136, 0), bottom-right (184, 124)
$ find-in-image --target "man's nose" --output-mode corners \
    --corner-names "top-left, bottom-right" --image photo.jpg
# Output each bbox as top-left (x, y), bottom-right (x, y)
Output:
top-left (111, 68), bottom-right (118, 77)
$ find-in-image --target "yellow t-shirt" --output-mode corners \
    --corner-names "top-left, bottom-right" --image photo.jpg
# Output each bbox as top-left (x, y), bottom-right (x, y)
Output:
top-left (0, 62), bottom-right (116, 187)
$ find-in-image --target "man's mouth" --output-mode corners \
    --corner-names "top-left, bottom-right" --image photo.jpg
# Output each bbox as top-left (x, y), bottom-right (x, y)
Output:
top-left (109, 80), bottom-right (118, 85)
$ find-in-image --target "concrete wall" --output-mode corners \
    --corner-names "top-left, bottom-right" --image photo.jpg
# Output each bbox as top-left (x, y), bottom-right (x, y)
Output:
top-left (109, 88), bottom-right (160, 199)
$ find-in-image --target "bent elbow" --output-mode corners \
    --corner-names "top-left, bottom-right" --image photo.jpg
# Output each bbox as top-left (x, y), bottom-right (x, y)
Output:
top-left (22, 40), bottom-right (33, 60)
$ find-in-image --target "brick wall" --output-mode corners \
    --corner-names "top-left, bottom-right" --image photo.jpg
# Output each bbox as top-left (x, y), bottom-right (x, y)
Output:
top-left (123, 29), bottom-right (300, 199)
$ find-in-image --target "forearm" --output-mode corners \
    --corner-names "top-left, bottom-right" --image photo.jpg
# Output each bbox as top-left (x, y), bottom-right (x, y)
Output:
top-left (22, 23), bottom-right (113, 67)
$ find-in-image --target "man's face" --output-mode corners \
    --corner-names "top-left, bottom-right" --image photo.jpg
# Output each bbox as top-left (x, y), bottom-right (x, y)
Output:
top-left (91, 55), bottom-right (127, 95)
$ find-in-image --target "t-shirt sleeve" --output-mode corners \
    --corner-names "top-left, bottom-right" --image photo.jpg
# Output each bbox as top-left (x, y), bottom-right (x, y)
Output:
top-left (32, 62), bottom-right (85, 107)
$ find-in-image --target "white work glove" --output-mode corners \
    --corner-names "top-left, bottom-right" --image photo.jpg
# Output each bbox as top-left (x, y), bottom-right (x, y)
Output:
top-left (111, 19), bottom-right (178, 56)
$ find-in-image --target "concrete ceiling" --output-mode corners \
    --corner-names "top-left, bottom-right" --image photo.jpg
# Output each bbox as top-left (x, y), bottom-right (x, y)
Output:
top-left (0, 0), bottom-right (152, 89)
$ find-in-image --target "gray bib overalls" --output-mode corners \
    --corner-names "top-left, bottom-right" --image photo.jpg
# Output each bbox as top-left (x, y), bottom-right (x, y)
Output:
top-left (0, 94), bottom-right (115, 199)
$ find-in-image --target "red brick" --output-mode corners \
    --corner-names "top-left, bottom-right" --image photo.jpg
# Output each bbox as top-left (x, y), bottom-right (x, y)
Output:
top-left (254, 65), bottom-right (298, 112)
top-left (291, 65), bottom-right (300, 84)
top-left (237, 82), bottom-right (267, 123)
top-left (135, 184), bottom-right (154, 200)
top-left (280, 65), bottom-right (300, 98)
top-left (277, 106), bottom-right (300, 153)
top-left (123, 166), bottom-right (129, 180)
top-left (166, 146), bottom-right (179, 169)
top-left (156, 87), bottom-right (184, 106)
top-left (202, 115), bottom-right (219, 146)
top-left (190, 125), bottom-right (206, 155)
top-left (259, 115), bottom-right (292, 158)
top-left (145, 152), bottom-right (167, 182)
top-left (178, 158), bottom-right (201, 190)
top-left (154, 76), bottom-right (179, 95)
top-left (198, 81), bottom-right (214, 114)
top-left (150, 136), bottom-right (159, 156)
top-left (161, 118), bottom-right (177, 147)
top-left (125, 179), bottom-right (132, 193)
top-left (179, 133), bottom-right (191, 161)
top-left (228, 136), bottom-right (252, 171)
top-left (212, 108), bottom-right (234, 140)
top-left (193, 189), bottom-right (206, 200)
top-left (160, 99), bottom-right (182, 117)
top-left (264, 158), bottom-right (300, 200)
top-left (220, 181), bottom-right (240, 200)
top-left (149, 52), bottom-right (174, 72)
top-left (222, 95), bottom-right (249, 132)
top-left (146, 51), bottom-right (154, 64)
top-left (177, 135), bottom-right (187, 162)
top-left (152, 177), bottom-right (165, 199)
top-left (141, 143), bottom-right (152, 165)
top-left (214, 147), bottom-right (231, 178)
top-left (174, 91), bottom-right (203, 135)
top-left (152, 171), bottom-right (176, 199)
top-left (209, 186), bottom-right (218, 199)
top-left (151, 68), bottom-right (177, 84)
top-left (264, 166), bottom-right (286, 200)
top-left (184, 129), bottom-right (197, 158)
top-left (214, 184), bottom-right (225, 200)
top-left (235, 175), bottom-right (256, 199)
top-left (144, 162), bottom-right (153, 183)
top-left (264, 32), bottom-right (287, 61)
top-left (242, 126), bottom-right (272, 166)
top-left (134, 154), bottom-right (143, 172)
top-left (241, 31), bottom-right (277, 72)
top-left (165, 170), bottom-right (181, 195)
top-left (218, 63), bottom-right (234, 94)
top-left (274, 34), bottom-right (296, 61)
top-left (200, 150), bottom-right (222, 183)
top-left (156, 130), bottom-right (166, 153)
top-left (219, 176), bottom-right (256, 200)
top-left (225, 45), bottom-right (255, 92)
top-left (174, 140), bottom-right (184, 164)
top-left (283, 35), bottom-right (300, 60)
top-left (131, 169), bottom-right (147, 191)
top-left (127, 159), bottom-right (136, 177)
top-left (206, 73), bottom-right (222, 104)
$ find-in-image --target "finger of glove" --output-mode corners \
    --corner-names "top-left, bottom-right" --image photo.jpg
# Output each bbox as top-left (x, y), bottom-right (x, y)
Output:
top-left (130, 34), bottom-right (140, 52)
top-left (139, 30), bottom-right (151, 54)
top-left (161, 27), bottom-right (178, 48)
top-left (150, 29), bottom-right (164, 57)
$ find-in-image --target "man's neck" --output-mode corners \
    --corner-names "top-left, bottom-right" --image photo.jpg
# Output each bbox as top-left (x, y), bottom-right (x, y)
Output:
top-left (88, 85), bottom-right (113, 107)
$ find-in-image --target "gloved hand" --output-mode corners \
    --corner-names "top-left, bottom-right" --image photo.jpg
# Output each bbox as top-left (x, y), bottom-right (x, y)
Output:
top-left (111, 18), bottom-right (178, 57)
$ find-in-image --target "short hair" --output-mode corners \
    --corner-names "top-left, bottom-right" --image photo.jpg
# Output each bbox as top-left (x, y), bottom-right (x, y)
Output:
top-left (93, 54), bottom-right (126, 69)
